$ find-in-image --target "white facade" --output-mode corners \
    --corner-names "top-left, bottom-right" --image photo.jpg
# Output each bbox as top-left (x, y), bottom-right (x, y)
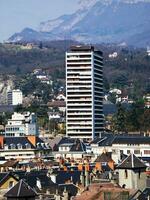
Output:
top-left (118, 168), bottom-right (147, 190)
top-left (56, 94), bottom-right (66, 101)
top-left (147, 47), bottom-right (150, 56)
top-left (0, 149), bottom-right (36, 160)
top-left (108, 52), bottom-right (118, 58)
top-left (7, 89), bottom-right (23, 105)
top-left (5, 112), bottom-right (38, 137)
top-left (48, 112), bottom-right (61, 120)
top-left (66, 46), bottom-right (103, 139)
top-left (91, 142), bottom-right (150, 164)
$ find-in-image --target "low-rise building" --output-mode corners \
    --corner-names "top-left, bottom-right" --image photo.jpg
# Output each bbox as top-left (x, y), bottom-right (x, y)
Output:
top-left (48, 101), bottom-right (66, 113)
top-left (0, 172), bottom-right (18, 191)
top-left (109, 52), bottom-right (118, 58)
top-left (4, 179), bottom-right (37, 200)
top-left (48, 112), bottom-right (61, 120)
top-left (56, 93), bottom-right (66, 101)
top-left (117, 154), bottom-right (147, 190)
top-left (53, 138), bottom-right (86, 160)
top-left (90, 134), bottom-right (150, 164)
top-left (0, 135), bottom-right (52, 160)
top-left (5, 112), bottom-right (38, 137)
top-left (34, 69), bottom-right (52, 85)
top-left (144, 94), bottom-right (150, 108)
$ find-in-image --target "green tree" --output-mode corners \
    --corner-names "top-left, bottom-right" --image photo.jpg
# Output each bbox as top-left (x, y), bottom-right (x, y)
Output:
top-left (112, 103), bottom-right (127, 133)
top-left (108, 92), bottom-right (117, 104)
top-left (126, 99), bottom-right (145, 132)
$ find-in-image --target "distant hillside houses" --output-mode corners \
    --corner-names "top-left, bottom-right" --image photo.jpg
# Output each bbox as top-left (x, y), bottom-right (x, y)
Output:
top-left (33, 68), bottom-right (52, 85)
top-left (47, 100), bottom-right (66, 113)
top-left (144, 94), bottom-right (150, 108)
top-left (107, 88), bottom-right (133, 104)
top-left (56, 93), bottom-right (66, 101)
top-left (108, 52), bottom-right (118, 58)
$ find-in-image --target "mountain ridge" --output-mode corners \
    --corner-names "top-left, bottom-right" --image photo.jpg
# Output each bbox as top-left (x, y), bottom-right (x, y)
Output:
top-left (8, 0), bottom-right (150, 47)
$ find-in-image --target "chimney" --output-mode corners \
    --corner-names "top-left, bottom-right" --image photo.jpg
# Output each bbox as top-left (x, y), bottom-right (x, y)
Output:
top-left (78, 164), bottom-right (83, 171)
top-left (64, 166), bottom-right (67, 171)
top-left (63, 187), bottom-right (69, 200)
top-left (85, 164), bottom-right (90, 172)
top-left (0, 136), bottom-right (4, 148)
top-left (80, 171), bottom-right (85, 186)
top-left (85, 170), bottom-right (90, 187)
top-left (55, 189), bottom-right (61, 200)
top-left (46, 190), bottom-right (50, 195)
top-left (27, 136), bottom-right (36, 147)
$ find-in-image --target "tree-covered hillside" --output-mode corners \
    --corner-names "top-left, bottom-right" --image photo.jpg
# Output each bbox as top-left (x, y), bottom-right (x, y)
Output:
top-left (0, 41), bottom-right (149, 98)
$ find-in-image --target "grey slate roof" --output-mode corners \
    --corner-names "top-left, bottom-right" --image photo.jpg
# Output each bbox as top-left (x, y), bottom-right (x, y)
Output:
top-left (129, 188), bottom-right (150, 200)
top-left (53, 138), bottom-right (86, 152)
top-left (58, 183), bottom-right (78, 197)
top-left (91, 134), bottom-right (115, 146)
top-left (0, 172), bottom-right (18, 187)
top-left (113, 136), bottom-right (150, 145)
top-left (13, 170), bottom-right (79, 196)
top-left (4, 137), bottom-right (35, 149)
top-left (2, 136), bottom-right (51, 150)
top-left (13, 170), bottom-right (56, 189)
top-left (91, 134), bottom-right (150, 146)
top-left (117, 154), bottom-right (146, 169)
top-left (4, 179), bottom-right (38, 198)
top-left (95, 152), bottom-right (113, 163)
top-left (70, 139), bottom-right (86, 152)
top-left (137, 188), bottom-right (150, 200)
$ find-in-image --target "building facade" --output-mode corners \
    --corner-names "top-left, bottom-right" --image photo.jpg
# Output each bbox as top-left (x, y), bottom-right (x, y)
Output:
top-left (7, 89), bottom-right (23, 106)
top-left (5, 112), bottom-right (38, 137)
top-left (117, 154), bottom-right (147, 191)
top-left (66, 46), bottom-right (103, 139)
top-left (0, 136), bottom-right (51, 160)
top-left (90, 134), bottom-right (150, 164)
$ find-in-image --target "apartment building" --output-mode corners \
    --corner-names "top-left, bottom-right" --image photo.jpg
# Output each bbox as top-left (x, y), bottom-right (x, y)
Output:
top-left (66, 45), bottom-right (103, 139)
top-left (5, 112), bottom-right (38, 137)
top-left (7, 89), bottom-right (23, 105)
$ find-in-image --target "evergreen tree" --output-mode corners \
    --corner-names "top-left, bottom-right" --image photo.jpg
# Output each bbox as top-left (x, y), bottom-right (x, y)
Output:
top-left (112, 103), bottom-right (127, 133)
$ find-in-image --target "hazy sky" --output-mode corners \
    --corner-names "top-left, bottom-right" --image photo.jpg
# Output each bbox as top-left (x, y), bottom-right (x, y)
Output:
top-left (0, 0), bottom-right (79, 41)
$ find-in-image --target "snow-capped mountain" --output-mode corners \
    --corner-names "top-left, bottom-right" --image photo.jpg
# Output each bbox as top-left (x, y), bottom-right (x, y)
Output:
top-left (8, 0), bottom-right (150, 47)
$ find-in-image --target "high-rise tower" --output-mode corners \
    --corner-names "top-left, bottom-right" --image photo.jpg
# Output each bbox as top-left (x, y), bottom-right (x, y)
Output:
top-left (66, 46), bottom-right (103, 139)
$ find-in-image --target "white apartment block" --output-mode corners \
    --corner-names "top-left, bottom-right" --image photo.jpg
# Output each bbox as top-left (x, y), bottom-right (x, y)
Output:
top-left (5, 112), bottom-right (38, 137)
top-left (7, 89), bottom-right (23, 105)
top-left (66, 46), bottom-right (104, 139)
top-left (91, 135), bottom-right (150, 164)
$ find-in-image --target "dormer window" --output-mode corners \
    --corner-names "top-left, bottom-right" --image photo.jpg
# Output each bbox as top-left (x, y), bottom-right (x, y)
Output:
top-left (17, 143), bottom-right (22, 149)
top-left (37, 142), bottom-right (41, 149)
top-left (41, 143), bottom-right (45, 148)
top-left (4, 144), bottom-right (8, 150)
top-left (45, 143), bottom-right (50, 148)
top-left (25, 143), bottom-right (31, 149)
top-left (10, 144), bottom-right (16, 149)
